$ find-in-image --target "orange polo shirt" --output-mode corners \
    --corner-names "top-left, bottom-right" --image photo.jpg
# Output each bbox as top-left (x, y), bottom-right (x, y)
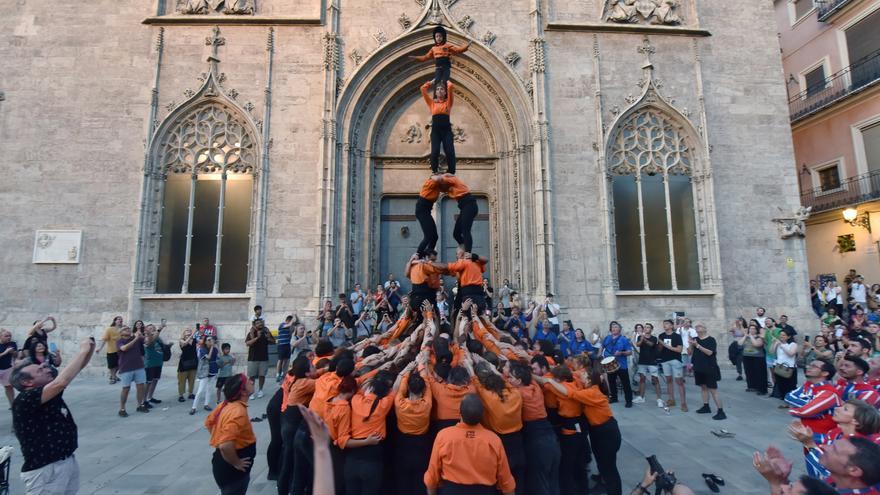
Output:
top-left (424, 422), bottom-right (516, 493)
top-left (350, 392), bottom-right (394, 440)
top-left (541, 373), bottom-right (559, 410)
top-left (282, 376), bottom-right (316, 413)
top-left (379, 316), bottom-right (411, 346)
top-left (441, 175), bottom-right (470, 200)
top-left (415, 42), bottom-right (469, 62)
top-left (309, 373), bottom-right (342, 420)
top-left (446, 259), bottom-right (486, 287)
top-left (427, 374), bottom-right (476, 421)
top-left (421, 81), bottom-right (454, 116)
top-left (206, 401), bottom-right (257, 449)
top-left (519, 382), bottom-right (547, 421)
top-left (547, 380), bottom-right (583, 418)
top-left (395, 372), bottom-right (433, 435)
top-left (325, 399), bottom-right (352, 449)
top-left (570, 385), bottom-right (614, 427)
top-left (428, 342), bottom-right (464, 368)
top-left (420, 178), bottom-right (442, 202)
top-left (410, 262), bottom-right (442, 289)
top-left (473, 379), bottom-right (523, 434)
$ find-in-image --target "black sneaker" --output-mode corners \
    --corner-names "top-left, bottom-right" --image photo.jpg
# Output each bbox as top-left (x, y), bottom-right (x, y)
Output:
top-left (735, 376), bottom-right (744, 381)
top-left (178, 396), bottom-right (185, 403)
top-left (188, 394), bottom-right (195, 399)
top-left (149, 398), bottom-right (162, 404)
top-left (204, 406), bottom-right (213, 412)
top-left (118, 410), bottom-right (129, 417)
top-left (696, 405), bottom-right (712, 414)
top-left (189, 408), bottom-right (196, 415)
top-left (136, 405), bottom-right (150, 413)
top-left (712, 410), bottom-right (727, 420)
top-left (624, 402), bottom-right (633, 408)
top-left (143, 402), bottom-right (154, 409)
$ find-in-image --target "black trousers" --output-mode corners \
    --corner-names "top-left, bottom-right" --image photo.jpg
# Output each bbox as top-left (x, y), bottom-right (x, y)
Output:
top-left (523, 419), bottom-right (561, 495)
top-left (266, 389), bottom-right (284, 480)
top-left (331, 445), bottom-right (346, 495)
top-left (590, 418), bottom-right (622, 495)
top-left (277, 406), bottom-right (304, 495)
top-left (213, 444), bottom-right (256, 495)
top-left (393, 432), bottom-right (431, 495)
top-left (453, 284), bottom-right (486, 316)
top-left (499, 431), bottom-right (527, 495)
top-left (416, 197), bottom-right (438, 255)
top-left (439, 483), bottom-right (496, 495)
top-left (773, 369), bottom-right (798, 399)
top-left (453, 195), bottom-right (478, 252)
top-left (743, 355), bottom-right (768, 394)
top-left (431, 115), bottom-right (456, 174)
top-left (608, 367), bottom-right (633, 405)
top-left (434, 58), bottom-right (451, 84)
top-left (558, 419), bottom-right (590, 495)
top-left (344, 444), bottom-right (383, 495)
top-left (290, 426), bottom-right (314, 495)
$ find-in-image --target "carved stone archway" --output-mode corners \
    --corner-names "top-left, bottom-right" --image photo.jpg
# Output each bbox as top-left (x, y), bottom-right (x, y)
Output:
top-left (317, 26), bottom-right (548, 297)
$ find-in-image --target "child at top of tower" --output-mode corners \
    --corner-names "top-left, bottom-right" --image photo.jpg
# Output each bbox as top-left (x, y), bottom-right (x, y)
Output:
top-left (409, 26), bottom-right (471, 84)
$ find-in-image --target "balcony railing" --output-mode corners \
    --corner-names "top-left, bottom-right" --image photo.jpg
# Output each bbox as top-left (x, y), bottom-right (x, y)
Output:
top-left (788, 48), bottom-right (880, 122)
top-left (816, 0), bottom-right (853, 21)
top-left (801, 170), bottom-right (880, 213)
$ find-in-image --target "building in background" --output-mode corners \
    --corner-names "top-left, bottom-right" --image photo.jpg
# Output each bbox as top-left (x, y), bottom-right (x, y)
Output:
top-left (775, 0), bottom-right (880, 284)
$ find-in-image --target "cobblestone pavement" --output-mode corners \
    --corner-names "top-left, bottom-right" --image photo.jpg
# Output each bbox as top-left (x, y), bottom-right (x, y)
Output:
top-left (0, 368), bottom-right (804, 494)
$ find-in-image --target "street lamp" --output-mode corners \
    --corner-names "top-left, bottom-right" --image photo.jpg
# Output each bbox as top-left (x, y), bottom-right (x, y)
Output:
top-left (842, 208), bottom-right (872, 233)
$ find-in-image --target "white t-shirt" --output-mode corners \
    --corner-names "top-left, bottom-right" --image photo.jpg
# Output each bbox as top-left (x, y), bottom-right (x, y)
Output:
top-left (775, 342), bottom-right (798, 367)
top-left (677, 327), bottom-right (697, 354)
top-left (545, 303), bottom-right (561, 325)
top-left (754, 316), bottom-right (767, 328)
top-left (851, 282), bottom-right (867, 304)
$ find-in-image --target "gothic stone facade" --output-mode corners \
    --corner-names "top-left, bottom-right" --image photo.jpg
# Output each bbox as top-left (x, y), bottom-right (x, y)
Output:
top-left (0, 0), bottom-right (812, 362)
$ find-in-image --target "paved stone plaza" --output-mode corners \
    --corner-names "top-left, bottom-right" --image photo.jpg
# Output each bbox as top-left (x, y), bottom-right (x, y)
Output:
top-left (0, 368), bottom-right (803, 495)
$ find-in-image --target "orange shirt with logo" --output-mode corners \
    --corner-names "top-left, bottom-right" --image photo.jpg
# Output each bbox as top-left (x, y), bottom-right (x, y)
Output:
top-left (424, 422), bottom-right (516, 492)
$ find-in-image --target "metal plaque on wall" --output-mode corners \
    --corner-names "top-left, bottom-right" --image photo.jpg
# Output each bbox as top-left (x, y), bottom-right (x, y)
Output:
top-left (33, 230), bottom-right (82, 264)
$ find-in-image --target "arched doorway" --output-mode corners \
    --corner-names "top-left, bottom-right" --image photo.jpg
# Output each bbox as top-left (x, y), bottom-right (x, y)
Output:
top-left (319, 24), bottom-right (546, 297)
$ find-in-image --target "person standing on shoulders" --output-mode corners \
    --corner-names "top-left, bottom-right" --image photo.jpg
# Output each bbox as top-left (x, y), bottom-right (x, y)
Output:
top-left (96, 316), bottom-right (122, 384)
top-left (602, 321), bottom-right (634, 407)
top-left (11, 336), bottom-right (95, 495)
top-left (205, 373), bottom-right (256, 495)
top-left (688, 323), bottom-right (726, 420)
top-left (246, 319), bottom-right (275, 400)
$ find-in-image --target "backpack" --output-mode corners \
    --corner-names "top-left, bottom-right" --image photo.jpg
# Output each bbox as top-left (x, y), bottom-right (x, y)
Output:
top-left (161, 339), bottom-right (172, 362)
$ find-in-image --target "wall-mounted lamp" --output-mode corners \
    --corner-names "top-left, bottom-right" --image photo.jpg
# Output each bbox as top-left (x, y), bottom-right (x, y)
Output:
top-left (787, 74), bottom-right (798, 86)
top-left (842, 208), bottom-right (871, 233)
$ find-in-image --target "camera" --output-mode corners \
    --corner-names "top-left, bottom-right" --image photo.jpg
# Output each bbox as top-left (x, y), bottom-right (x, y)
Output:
top-left (646, 455), bottom-right (677, 494)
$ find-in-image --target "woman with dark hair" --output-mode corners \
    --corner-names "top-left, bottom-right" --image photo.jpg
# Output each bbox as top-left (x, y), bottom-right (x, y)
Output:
top-left (468, 355), bottom-right (526, 495)
top-left (205, 373), bottom-right (256, 495)
top-left (534, 366), bottom-right (591, 495)
top-left (740, 324), bottom-right (767, 395)
top-left (343, 369), bottom-right (396, 495)
top-left (278, 356), bottom-right (317, 495)
top-left (190, 336), bottom-right (220, 415)
top-left (506, 360), bottom-right (560, 495)
top-left (772, 330), bottom-right (799, 403)
top-left (393, 357), bottom-right (433, 495)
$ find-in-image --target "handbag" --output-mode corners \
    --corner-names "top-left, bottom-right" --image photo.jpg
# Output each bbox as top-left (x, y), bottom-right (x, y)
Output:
top-left (161, 340), bottom-right (173, 362)
top-left (773, 363), bottom-right (794, 379)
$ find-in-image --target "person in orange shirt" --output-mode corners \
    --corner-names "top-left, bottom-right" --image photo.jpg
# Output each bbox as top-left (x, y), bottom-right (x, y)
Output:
top-left (423, 356), bottom-right (475, 433)
top-left (540, 363), bottom-right (623, 495)
top-left (407, 253), bottom-right (443, 315)
top-left (507, 361), bottom-right (560, 495)
top-left (441, 174), bottom-right (478, 252)
top-left (424, 394), bottom-right (516, 495)
top-left (420, 79), bottom-right (457, 174)
top-left (278, 356), bottom-right (317, 495)
top-left (409, 26), bottom-right (471, 85)
top-left (468, 354), bottom-right (526, 495)
top-left (415, 176), bottom-right (443, 256)
top-left (440, 255), bottom-right (488, 315)
top-left (394, 356), bottom-right (434, 495)
top-left (205, 373), bottom-right (256, 495)
top-left (534, 366), bottom-right (591, 495)
top-left (344, 370), bottom-right (396, 495)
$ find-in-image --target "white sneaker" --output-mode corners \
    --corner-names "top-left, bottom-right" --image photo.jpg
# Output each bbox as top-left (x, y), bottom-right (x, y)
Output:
top-left (657, 399), bottom-right (665, 408)
top-left (632, 396), bottom-right (645, 404)
top-left (249, 393), bottom-right (257, 401)
top-left (256, 390), bottom-right (264, 399)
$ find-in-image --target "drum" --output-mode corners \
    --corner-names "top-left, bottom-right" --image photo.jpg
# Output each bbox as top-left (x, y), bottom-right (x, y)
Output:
top-left (601, 356), bottom-right (620, 374)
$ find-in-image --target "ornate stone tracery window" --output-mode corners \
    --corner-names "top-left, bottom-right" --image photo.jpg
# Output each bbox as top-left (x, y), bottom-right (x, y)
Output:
top-left (608, 108), bottom-right (700, 291)
top-left (155, 102), bottom-right (257, 294)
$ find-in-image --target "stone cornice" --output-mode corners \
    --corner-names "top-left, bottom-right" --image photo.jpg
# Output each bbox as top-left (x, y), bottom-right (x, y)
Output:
top-left (544, 21), bottom-right (710, 37)
top-left (142, 16), bottom-right (321, 26)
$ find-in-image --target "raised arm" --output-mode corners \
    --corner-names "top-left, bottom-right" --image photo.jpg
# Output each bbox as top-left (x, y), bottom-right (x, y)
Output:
top-left (42, 337), bottom-right (95, 404)
top-left (421, 81), bottom-right (433, 109)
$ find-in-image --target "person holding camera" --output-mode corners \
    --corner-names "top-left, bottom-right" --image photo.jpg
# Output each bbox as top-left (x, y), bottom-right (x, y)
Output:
top-left (246, 319), bottom-right (275, 400)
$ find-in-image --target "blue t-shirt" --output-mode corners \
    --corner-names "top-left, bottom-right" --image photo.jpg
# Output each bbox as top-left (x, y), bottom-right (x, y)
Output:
top-left (277, 324), bottom-right (292, 346)
top-left (602, 335), bottom-right (633, 369)
top-left (533, 325), bottom-right (558, 347)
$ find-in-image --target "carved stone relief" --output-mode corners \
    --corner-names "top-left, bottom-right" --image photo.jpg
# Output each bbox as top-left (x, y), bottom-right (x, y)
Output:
top-left (175, 0), bottom-right (255, 15)
top-left (481, 31), bottom-right (496, 46)
top-left (505, 52), bottom-right (521, 67)
top-left (400, 124), bottom-right (423, 144)
top-left (604, 0), bottom-right (682, 25)
top-left (398, 13), bottom-right (412, 30)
